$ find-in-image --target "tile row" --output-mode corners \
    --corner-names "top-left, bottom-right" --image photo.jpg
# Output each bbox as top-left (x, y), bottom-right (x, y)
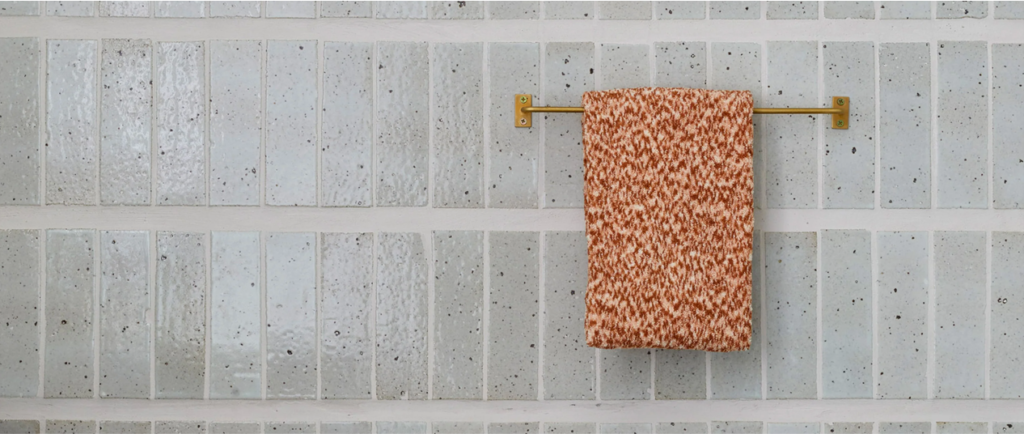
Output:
top-left (4, 1), bottom-right (1024, 20)
top-left (4, 229), bottom-right (1024, 401)
top-left (3, 39), bottom-right (1024, 209)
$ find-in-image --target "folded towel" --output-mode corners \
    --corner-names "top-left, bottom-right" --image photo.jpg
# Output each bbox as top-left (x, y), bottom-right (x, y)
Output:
top-left (583, 87), bottom-right (754, 352)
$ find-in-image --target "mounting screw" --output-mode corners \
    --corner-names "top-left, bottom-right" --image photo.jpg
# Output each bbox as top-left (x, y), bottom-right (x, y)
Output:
top-left (836, 120), bottom-right (845, 127)
top-left (520, 118), bottom-right (527, 125)
top-left (519, 96), bottom-right (528, 103)
top-left (837, 98), bottom-right (845, 106)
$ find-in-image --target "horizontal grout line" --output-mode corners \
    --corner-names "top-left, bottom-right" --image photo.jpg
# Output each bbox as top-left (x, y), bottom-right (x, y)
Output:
top-left (2, 398), bottom-right (1024, 422)
top-left (1, 18), bottom-right (1023, 42)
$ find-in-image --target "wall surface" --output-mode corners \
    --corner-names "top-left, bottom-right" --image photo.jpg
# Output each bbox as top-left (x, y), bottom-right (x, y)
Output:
top-left (2, 0), bottom-right (1024, 433)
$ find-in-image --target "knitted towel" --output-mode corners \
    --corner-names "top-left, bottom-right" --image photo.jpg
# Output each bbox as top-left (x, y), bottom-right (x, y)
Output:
top-left (583, 87), bottom-right (754, 352)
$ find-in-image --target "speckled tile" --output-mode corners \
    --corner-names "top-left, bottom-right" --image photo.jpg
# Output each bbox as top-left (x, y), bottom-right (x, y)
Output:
top-left (764, 232), bottom-right (817, 399)
top-left (47, 420), bottom-right (96, 433)
top-left (155, 232), bottom-right (206, 399)
top-left (767, 1), bottom-right (818, 19)
top-left (0, 2), bottom-right (39, 15)
top-left (376, 41), bottom-right (428, 207)
top-left (601, 348), bottom-right (651, 400)
top-left (600, 43), bottom-right (650, 89)
top-left (710, 422), bottom-right (762, 434)
top-left (820, 230), bottom-right (871, 399)
top-left (996, 1), bottom-right (1024, 18)
top-left (823, 42), bottom-right (875, 209)
top-left (432, 231), bottom-right (484, 399)
top-left (320, 233), bottom-right (374, 399)
top-left (823, 423), bottom-right (873, 433)
top-left (487, 1), bottom-right (538, 19)
top-left (937, 41), bottom-right (988, 209)
top-left (655, 2), bottom-right (705, 18)
top-left (155, 41), bottom-right (205, 206)
top-left (655, 349), bottom-right (705, 399)
top-left (545, 1), bottom-right (593, 19)
top-left (936, 422), bottom-right (988, 434)
top-left (487, 43), bottom-right (539, 208)
top-left (937, 1), bottom-right (987, 17)
top-left (323, 422), bottom-right (373, 434)
top-left (44, 229), bottom-right (94, 398)
top-left (993, 44), bottom-right (1024, 208)
top-left (710, 230), bottom-right (761, 399)
top-left (47, 1), bottom-right (96, 16)
top-left (601, 424), bottom-right (653, 434)
top-left (876, 231), bottom-right (928, 399)
top-left (543, 231), bottom-right (594, 400)
top-left (655, 422), bottom-right (707, 434)
top-left (155, 1), bottom-right (204, 17)
top-left (710, 1), bottom-right (759, 18)
top-left (210, 1), bottom-right (261, 17)
top-left (100, 2), bottom-right (149, 16)
top-left (0, 40), bottom-right (39, 205)
top-left (210, 422), bottom-right (262, 434)
top-left (266, 422), bottom-right (315, 433)
top-left (100, 39), bottom-right (151, 206)
top-left (432, 422), bottom-right (485, 434)
top-left (824, 1), bottom-right (874, 18)
top-left (878, 423), bottom-right (929, 434)
top-left (430, 1), bottom-right (483, 18)
top-left (597, 1), bottom-right (651, 19)
top-left (879, 43), bottom-right (931, 209)
top-left (376, 232), bottom-right (429, 399)
top-left (543, 42), bottom-right (592, 209)
top-left (378, 422), bottom-right (429, 434)
top-left (995, 423), bottom-right (1024, 434)
top-left (376, 1), bottom-right (426, 18)
top-left (0, 420), bottom-right (39, 433)
top-left (266, 232), bottom-right (316, 399)
top-left (654, 42), bottom-right (706, 88)
top-left (490, 423), bottom-right (540, 434)
top-left (100, 421), bottom-right (152, 433)
top-left (209, 40), bottom-right (261, 206)
top-left (992, 233), bottom-right (1024, 398)
top-left (766, 41), bottom-right (818, 209)
top-left (321, 2), bottom-right (372, 17)
top-left (711, 43), bottom-right (762, 209)
top-left (46, 39), bottom-right (97, 205)
top-left (768, 423), bottom-right (817, 434)
top-left (266, 1), bottom-right (314, 17)
top-left (880, 1), bottom-right (932, 18)
top-left (322, 42), bottom-right (373, 207)
top-left (488, 231), bottom-right (540, 400)
top-left (210, 231), bottom-right (261, 399)
top-left (548, 423), bottom-right (598, 433)
top-left (934, 231), bottom-right (986, 399)
top-left (98, 231), bottom-right (150, 398)
top-left (432, 43), bottom-right (484, 208)
top-left (156, 421), bottom-right (207, 434)
top-left (266, 40), bottom-right (317, 207)
top-left (0, 230), bottom-right (39, 397)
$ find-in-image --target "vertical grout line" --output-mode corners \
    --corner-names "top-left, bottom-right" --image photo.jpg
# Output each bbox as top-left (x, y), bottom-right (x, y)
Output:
top-left (537, 231), bottom-right (546, 401)
top-left (927, 230), bottom-right (936, 399)
top-left (260, 231), bottom-right (268, 400)
top-left (92, 229), bottom-right (100, 399)
top-left (203, 231), bottom-right (211, 400)
top-left (985, 230), bottom-right (992, 400)
top-left (150, 230), bottom-right (157, 400)
top-left (816, 230), bottom-right (823, 400)
top-left (38, 229), bottom-right (46, 399)
top-left (871, 230), bottom-right (879, 400)
top-left (481, 230), bottom-right (490, 400)
top-left (426, 230), bottom-right (435, 400)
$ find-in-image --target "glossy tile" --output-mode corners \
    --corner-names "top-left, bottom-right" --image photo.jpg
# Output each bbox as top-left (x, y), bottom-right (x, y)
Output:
top-left (992, 232), bottom-right (1024, 398)
top-left (766, 41), bottom-right (818, 209)
top-left (44, 229), bottom-right (95, 398)
top-left (210, 231), bottom-right (261, 399)
top-left (654, 42), bottom-right (706, 88)
top-left (266, 40), bottom-right (317, 207)
top-left (487, 43), bottom-right (539, 208)
top-left (432, 43), bottom-right (485, 208)
top-left (876, 231), bottom-right (928, 399)
top-left (879, 43), bottom-right (931, 209)
top-left (209, 40), bottom-right (261, 206)
top-left (265, 1), bottom-right (315, 18)
top-left (376, 41), bottom-right (429, 207)
top-left (0, 38), bottom-right (39, 205)
top-left (322, 42), bottom-right (373, 207)
top-left (543, 42), bottom-right (592, 209)
top-left (0, 230), bottom-right (39, 397)
top-left (765, 232), bottom-right (817, 399)
top-left (543, 231), bottom-right (594, 400)
top-left (823, 42), bottom-right (875, 209)
top-left (156, 41), bottom-right (205, 205)
top-left (821, 230), bottom-right (872, 398)
top-left (266, 232), bottom-right (317, 399)
top-left (155, 232), bottom-right (206, 399)
top-left (210, 1), bottom-right (261, 17)
top-left (934, 231), bottom-right (986, 398)
top-left (100, 39), bottom-right (151, 206)
top-left (488, 231), bottom-right (540, 399)
top-left (710, 231), bottom-right (762, 399)
top-left (376, 232), bottom-right (429, 399)
top-left (433, 231), bottom-right (484, 399)
top-left (98, 231), bottom-right (150, 398)
top-left (46, 40), bottom-right (98, 205)
top-left (155, 1), bottom-right (204, 17)
top-left (321, 232), bottom-right (374, 399)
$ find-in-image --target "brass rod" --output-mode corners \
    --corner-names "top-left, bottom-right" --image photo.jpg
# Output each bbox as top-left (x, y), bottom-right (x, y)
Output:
top-left (521, 106), bottom-right (843, 115)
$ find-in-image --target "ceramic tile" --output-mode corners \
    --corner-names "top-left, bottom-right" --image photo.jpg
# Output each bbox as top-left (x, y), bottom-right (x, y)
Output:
top-left (376, 41), bottom-right (429, 207)
top-left (98, 231), bottom-right (150, 398)
top-left (765, 232), bottom-right (817, 399)
top-left (210, 231), bottom-right (261, 399)
top-left (934, 231), bottom-right (986, 398)
top-left (430, 1), bottom-right (483, 18)
top-left (265, 1), bottom-right (314, 17)
top-left (211, 422), bottom-right (262, 434)
top-left (155, 1), bottom-right (203, 17)
top-left (156, 421), bottom-right (207, 434)
top-left (375, 1), bottom-right (427, 18)
top-left (597, 1), bottom-right (651, 19)
top-left (322, 42), bottom-right (373, 207)
top-left (320, 2), bottom-right (371, 17)
top-left (937, 41), bottom-right (988, 208)
top-left (376, 232), bottom-right (429, 399)
top-left (710, 230), bottom-right (761, 399)
top-left (46, 420), bottom-right (96, 433)
top-left (266, 232), bottom-right (317, 399)
top-left (767, 423), bottom-right (818, 433)
top-left (487, 1), bottom-right (538, 19)
top-left (992, 232), bottom-right (1024, 398)
top-left (100, 39), bottom-right (151, 205)
top-left (879, 43), bottom-right (931, 209)
top-left (378, 422), bottom-right (429, 434)
top-left (996, 423), bottom-right (1024, 434)
top-left (0, 2), bottom-right (39, 15)
top-left (433, 422), bottom-right (486, 434)
top-left (487, 43), bottom-right (539, 208)
top-left (266, 40), bottom-right (317, 207)
top-left (44, 229), bottom-right (94, 398)
top-left (488, 231), bottom-right (540, 399)
top-left (823, 42), bottom-right (875, 209)
top-left (655, 2), bottom-right (705, 18)
top-left (100, 1), bottom-right (149, 16)
top-left (993, 44), bottom-right (1024, 208)
top-left (432, 231), bottom-right (484, 399)
top-left (47, 1), bottom-right (96, 16)
top-left (266, 422), bottom-right (315, 433)
top-left (543, 42), bottom-right (593, 209)
top-left (878, 423), bottom-right (929, 434)
top-left (655, 349), bottom-right (705, 399)
top-left (876, 231), bottom-right (928, 399)
top-left (0, 230), bottom-right (39, 397)
top-left (709, 1), bottom-right (759, 18)
top-left (155, 232), bottom-right (206, 399)
top-left (46, 39), bottom-right (98, 205)
top-left (545, 2), bottom-right (593, 19)
top-left (824, 1), bottom-right (874, 18)
top-left (823, 423), bottom-right (873, 433)
top-left (323, 422), bottom-right (373, 434)
top-left (489, 423), bottom-right (540, 434)
top-left (710, 43), bottom-right (762, 209)
top-left (937, 1), bottom-right (988, 18)
top-left (432, 43), bottom-right (485, 208)
top-left (0, 420), bottom-right (39, 433)
top-left (601, 423), bottom-right (654, 434)
top-left (209, 40), bottom-right (262, 206)
top-left (821, 230), bottom-right (872, 398)
top-left (0, 38), bottom-right (39, 205)
top-left (767, 1), bottom-right (819, 18)
top-left (766, 41), bottom-right (818, 209)
top-left (655, 422), bottom-right (708, 434)
top-left (710, 422), bottom-right (762, 434)
top-left (936, 422), bottom-right (988, 434)
top-left (600, 348), bottom-right (651, 400)
top-left (548, 423), bottom-right (597, 433)
top-left (100, 421), bottom-right (152, 433)
top-left (543, 231), bottom-right (594, 400)
top-left (880, 1), bottom-right (932, 18)
top-left (600, 43), bottom-right (649, 89)
top-left (654, 42), bottom-right (707, 88)
top-left (995, 1), bottom-right (1024, 18)
top-left (210, 1), bottom-right (261, 17)
top-left (156, 41), bottom-right (205, 205)
top-left (320, 232), bottom-right (374, 399)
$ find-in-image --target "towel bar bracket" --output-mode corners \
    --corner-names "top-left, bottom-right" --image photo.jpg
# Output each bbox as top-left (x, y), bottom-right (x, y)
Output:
top-left (514, 94), bottom-right (850, 130)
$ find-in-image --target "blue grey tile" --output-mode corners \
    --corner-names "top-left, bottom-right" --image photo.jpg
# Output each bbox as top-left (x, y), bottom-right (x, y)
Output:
top-left (155, 232), bottom-right (205, 399)
top-left (266, 40), bottom-right (317, 207)
top-left (99, 421), bottom-right (151, 433)
top-left (488, 231), bottom-right (540, 399)
top-left (937, 41), bottom-right (988, 209)
top-left (545, 2), bottom-right (593, 19)
top-left (823, 42), bottom-right (875, 209)
top-left (489, 423), bottom-right (540, 434)
top-left (156, 421), bottom-right (206, 434)
top-left (323, 42), bottom-right (373, 207)
top-left (265, 1), bottom-right (315, 17)
top-left (878, 423), bottom-right (929, 434)
top-left (0, 38), bottom-right (39, 205)
top-left (880, 43), bottom-right (931, 209)
top-left (0, 420), bottom-right (39, 434)
top-left (655, 422), bottom-right (708, 434)
top-left (655, 349), bottom-right (705, 399)
top-left (324, 422), bottom-right (374, 434)
top-left (601, 348), bottom-right (651, 400)
top-left (210, 422), bottom-right (262, 434)
top-left (934, 231), bottom-right (986, 399)
top-left (209, 40), bottom-right (261, 206)
top-left (48, 1), bottom-right (96, 16)
top-left (766, 41), bottom-right (818, 209)
top-left (710, 230), bottom-right (761, 399)
top-left (767, 1), bottom-right (819, 19)
top-left (823, 423), bottom-right (872, 433)
top-left (993, 44), bottom-right (1024, 208)
top-left (433, 43), bottom-right (485, 208)
top-left (996, 1), bottom-right (1024, 18)
top-left (549, 423), bottom-right (598, 433)
top-left (266, 232), bottom-right (317, 399)
top-left (487, 43), bottom-right (539, 208)
top-left (100, 2), bottom-right (149, 18)
top-left (600, 43), bottom-right (650, 89)
top-left (376, 41), bottom-right (429, 207)
top-left (156, 41), bottom-right (205, 206)
top-left (768, 423), bottom-right (818, 434)
top-left (765, 232), bottom-right (817, 399)
top-left (710, 1), bottom-right (759, 18)
top-left (210, 231), bottom-right (261, 399)
top-left (320, 2), bottom-right (371, 17)
top-left (487, 1), bottom-right (539, 19)
top-left (47, 420), bottom-right (96, 434)
top-left (821, 230), bottom-right (872, 399)
top-left (376, 233), bottom-right (429, 399)
top-left (265, 422), bottom-right (315, 433)
top-left (379, 422), bottom-right (429, 434)
top-left (46, 40), bottom-right (98, 205)
top-left (376, 1), bottom-right (427, 18)
top-left (432, 421), bottom-right (485, 434)
top-left (880, 1), bottom-right (932, 18)
top-left (711, 43), bottom-right (762, 209)
top-left (543, 231), bottom-right (594, 400)
top-left (321, 232), bottom-right (374, 399)
top-left (154, 1), bottom-right (204, 17)
top-left (430, 1), bottom-right (483, 18)
top-left (992, 232), bottom-right (1024, 398)
top-left (655, 2), bottom-right (705, 18)
top-left (710, 422), bottom-right (762, 434)
top-left (937, 0), bottom-right (988, 17)
top-left (210, 1), bottom-right (261, 17)
top-left (598, 1), bottom-right (652, 19)
top-left (433, 231), bottom-right (484, 399)
top-left (0, 2), bottom-right (39, 15)
top-left (44, 229), bottom-right (95, 398)
top-left (654, 42), bottom-right (706, 88)
top-left (99, 231), bottom-right (150, 398)
top-left (601, 424), bottom-right (653, 434)
top-left (876, 231), bottom-right (928, 399)
top-left (100, 39), bottom-right (151, 206)
top-left (0, 230), bottom-right (39, 397)
top-left (544, 42), bottom-right (593, 209)
top-left (936, 422), bottom-right (988, 434)
top-left (824, 1), bottom-right (874, 18)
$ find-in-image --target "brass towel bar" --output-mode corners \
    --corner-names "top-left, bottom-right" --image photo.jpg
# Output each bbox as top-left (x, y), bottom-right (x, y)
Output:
top-left (514, 94), bottom-right (850, 130)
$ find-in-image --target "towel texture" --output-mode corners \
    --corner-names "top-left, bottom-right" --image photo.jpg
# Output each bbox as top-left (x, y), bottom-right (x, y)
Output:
top-left (583, 87), bottom-right (754, 352)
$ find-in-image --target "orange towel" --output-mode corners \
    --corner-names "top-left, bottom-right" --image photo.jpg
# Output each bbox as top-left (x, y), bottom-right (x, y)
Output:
top-left (583, 87), bottom-right (754, 352)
